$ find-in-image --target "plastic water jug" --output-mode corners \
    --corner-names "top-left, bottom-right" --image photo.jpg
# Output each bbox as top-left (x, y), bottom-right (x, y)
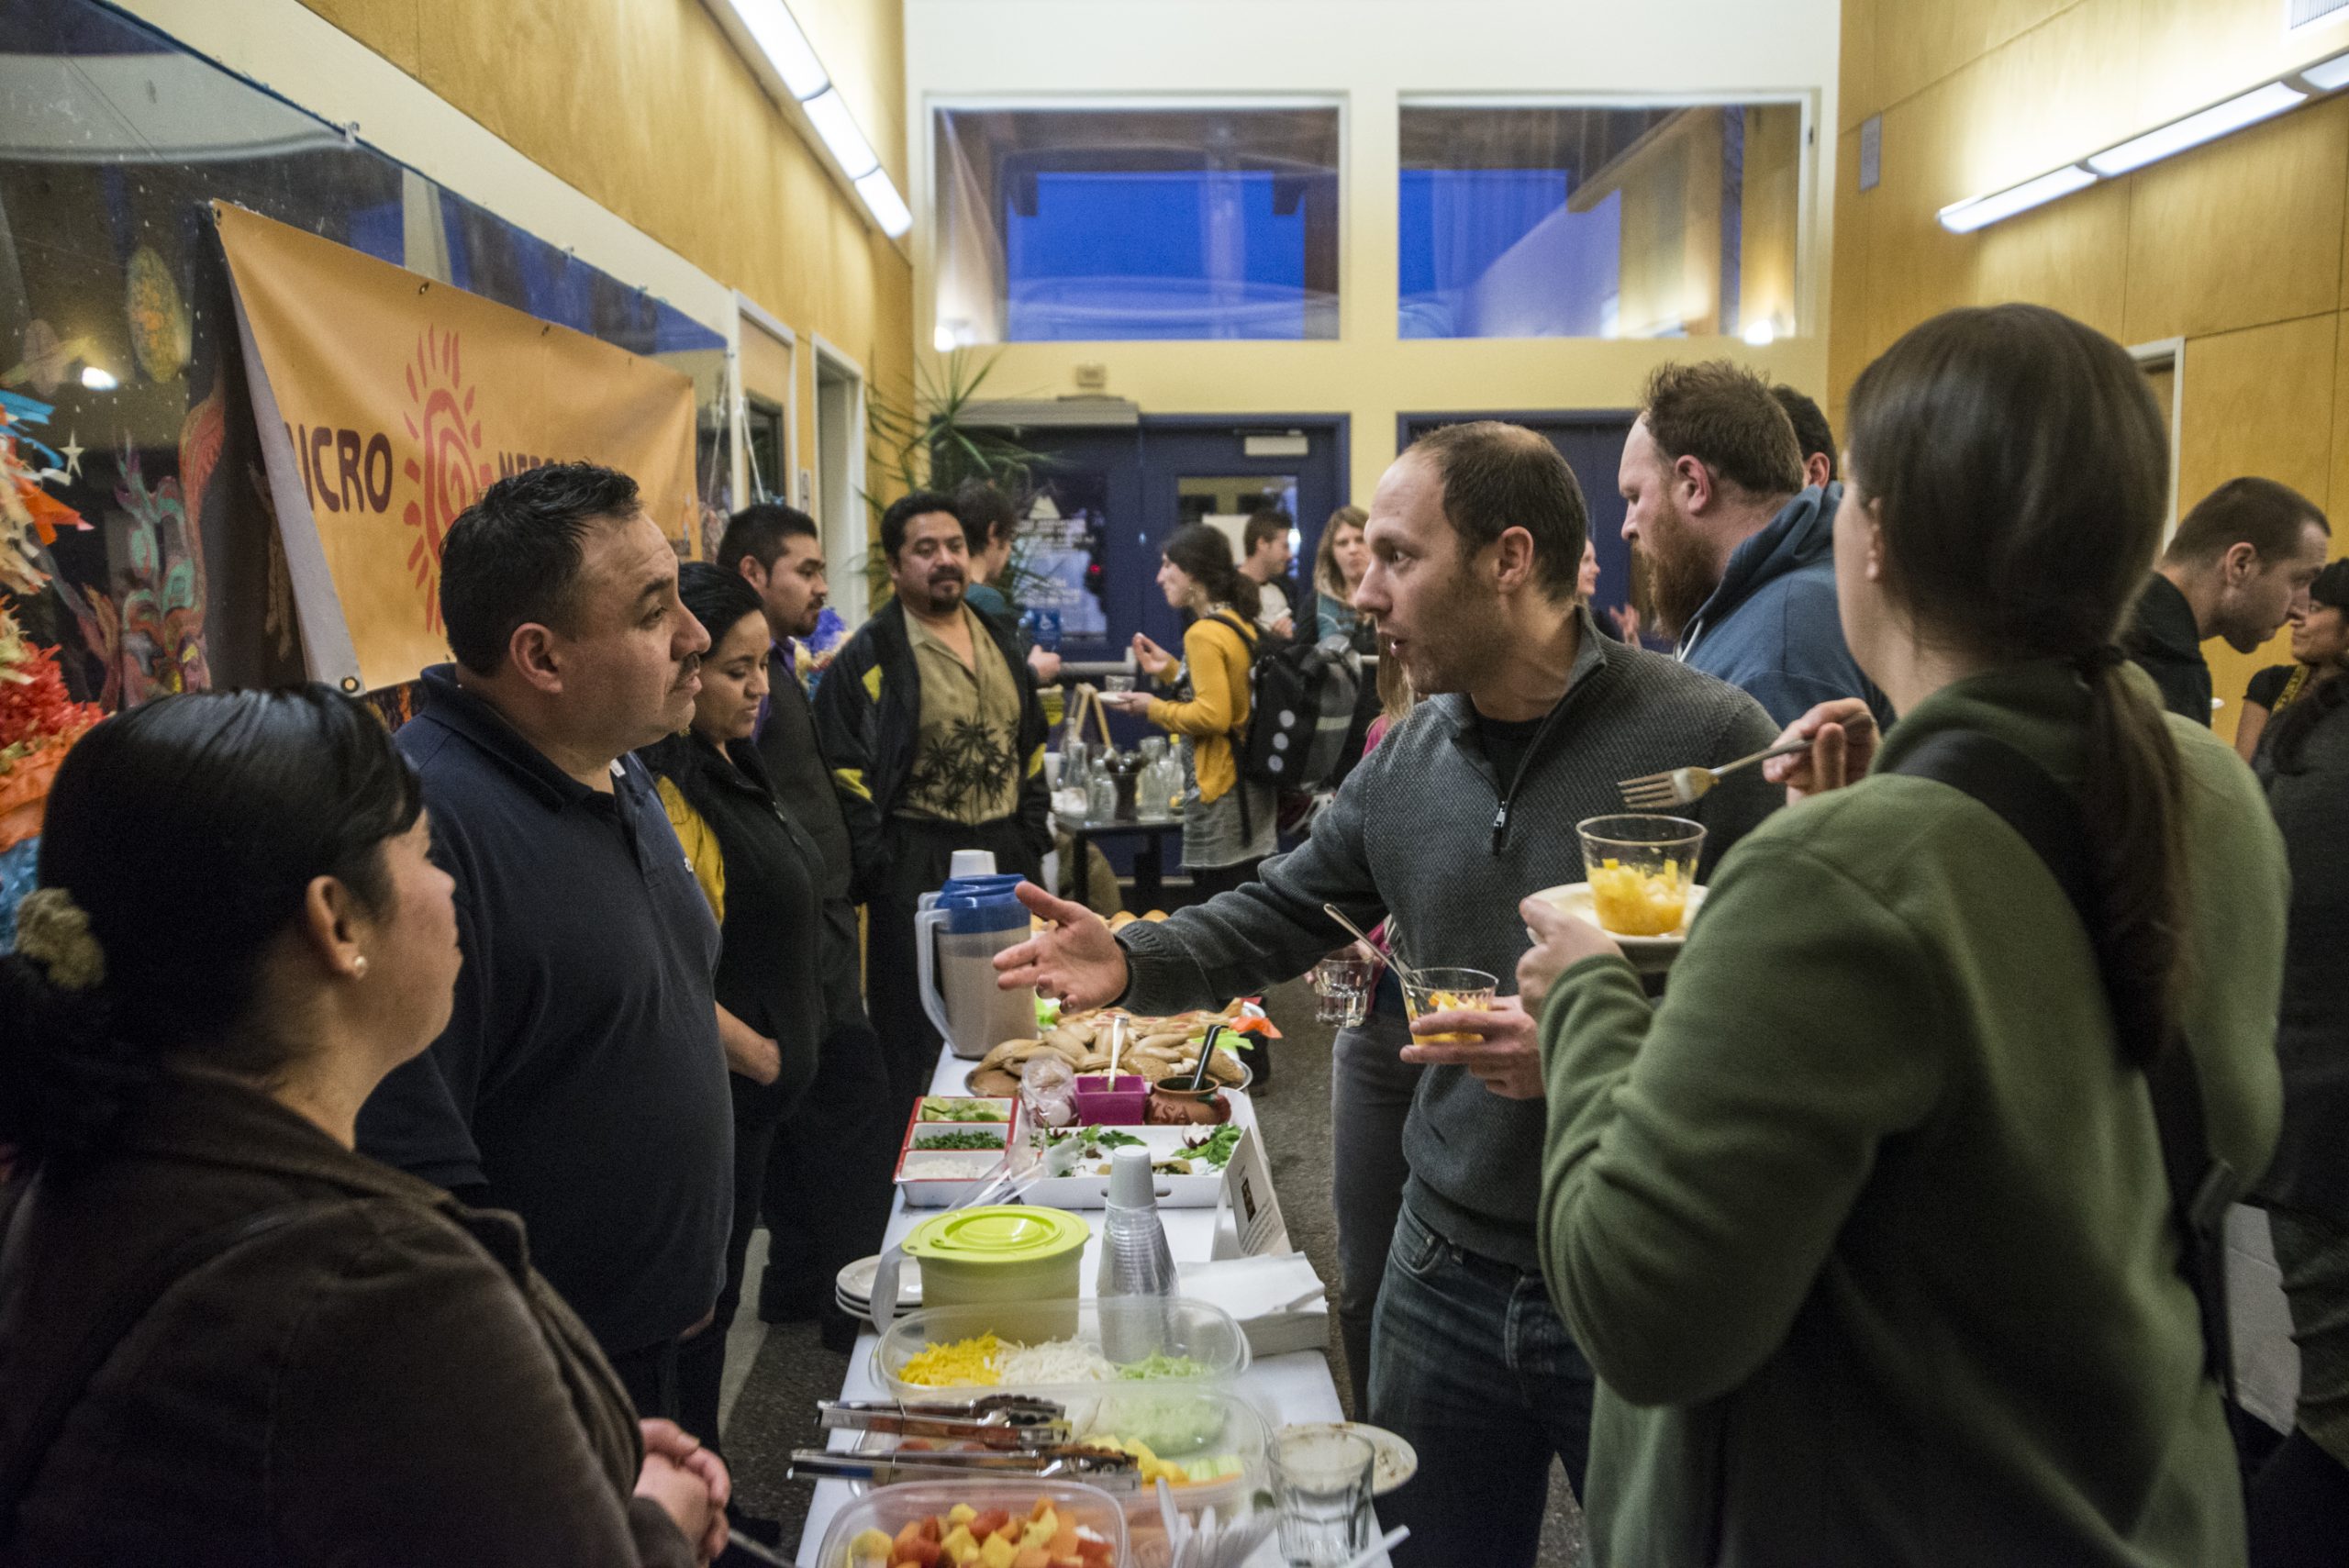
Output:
top-left (916, 873), bottom-right (1039, 1060)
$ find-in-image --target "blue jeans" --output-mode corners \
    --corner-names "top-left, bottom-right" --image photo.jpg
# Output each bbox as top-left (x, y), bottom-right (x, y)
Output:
top-left (1368, 1202), bottom-right (1595, 1567)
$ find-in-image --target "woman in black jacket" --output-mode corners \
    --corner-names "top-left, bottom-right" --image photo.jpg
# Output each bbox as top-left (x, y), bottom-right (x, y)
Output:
top-left (2251, 663), bottom-right (2349, 1565)
top-left (642, 563), bottom-right (829, 1458)
top-left (0, 688), bottom-right (724, 1567)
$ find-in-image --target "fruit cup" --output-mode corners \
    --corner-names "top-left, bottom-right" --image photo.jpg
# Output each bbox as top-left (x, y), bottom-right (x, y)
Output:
top-left (1398, 967), bottom-right (1498, 1044)
top-left (1576, 814), bottom-right (1706, 937)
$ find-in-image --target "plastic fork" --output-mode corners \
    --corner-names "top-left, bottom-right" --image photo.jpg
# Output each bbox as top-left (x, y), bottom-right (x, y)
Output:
top-left (1618, 739), bottom-right (1809, 809)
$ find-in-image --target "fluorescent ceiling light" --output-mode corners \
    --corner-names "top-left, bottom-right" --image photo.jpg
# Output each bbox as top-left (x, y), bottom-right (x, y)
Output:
top-left (723, 0), bottom-right (828, 100)
top-left (2304, 52), bottom-right (2349, 92)
top-left (1741, 318), bottom-right (1777, 347)
top-left (1938, 165), bottom-right (2097, 232)
top-left (802, 88), bottom-right (878, 179)
top-left (2087, 82), bottom-right (2306, 174)
top-left (855, 169), bottom-right (913, 238)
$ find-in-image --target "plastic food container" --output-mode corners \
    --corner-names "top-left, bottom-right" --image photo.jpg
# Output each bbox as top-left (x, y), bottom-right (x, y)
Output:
top-left (1072, 1073), bottom-right (1150, 1125)
top-left (852, 1386), bottom-right (1269, 1527)
top-left (815, 1478), bottom-right (1130, 1567)
top-left (901, 1206), bottom-right (1090, 1309)
top-left (874, 1296), bottom-right (1252, 1404)
top-left (895, 1098), bottom-right (1021, 1208)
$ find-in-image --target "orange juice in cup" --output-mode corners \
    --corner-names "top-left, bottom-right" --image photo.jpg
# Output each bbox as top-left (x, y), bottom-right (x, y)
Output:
top-left (1400, 967), bottom-right (1498, 1043)
top-left (1576, 815), bottom-right (1707, 937)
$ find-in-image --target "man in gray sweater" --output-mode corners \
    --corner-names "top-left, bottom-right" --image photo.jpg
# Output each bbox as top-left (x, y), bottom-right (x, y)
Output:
top-left (999, 421), bottom-right (1780, 1566)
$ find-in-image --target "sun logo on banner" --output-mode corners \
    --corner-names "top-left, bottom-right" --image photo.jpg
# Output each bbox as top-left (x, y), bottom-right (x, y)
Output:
top-left (400, 326), bottom-right (492, 631)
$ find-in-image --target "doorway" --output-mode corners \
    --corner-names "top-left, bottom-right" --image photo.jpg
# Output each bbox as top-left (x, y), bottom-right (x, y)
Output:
top-left (814, 339), bottom-right (867, 622)
top-left (1398, 409), bottom-right (1637, 633)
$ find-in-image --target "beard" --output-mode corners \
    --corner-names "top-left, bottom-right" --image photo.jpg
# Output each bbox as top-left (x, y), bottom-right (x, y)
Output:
top-left (912, 571), bottom-right (964, 615)
top-left (1386, 562), bottom-right (1490, 695)
top-left (1635, 506), bottom-right (1719, 640)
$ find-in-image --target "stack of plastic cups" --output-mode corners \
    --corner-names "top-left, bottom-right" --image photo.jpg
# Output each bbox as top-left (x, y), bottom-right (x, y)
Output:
top-left (1097, 1143), bottom-right (1178, 1364)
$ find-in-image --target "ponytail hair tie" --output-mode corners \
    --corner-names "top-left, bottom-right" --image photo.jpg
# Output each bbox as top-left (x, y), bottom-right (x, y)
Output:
top-left (12, 887), bottom-right (106, 992)
top-left (2073, 644), bottom-right (2129, 677)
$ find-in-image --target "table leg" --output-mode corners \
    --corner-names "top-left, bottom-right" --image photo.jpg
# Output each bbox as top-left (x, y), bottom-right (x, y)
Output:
top-left (1134, 829), bottom-right (1164, 910)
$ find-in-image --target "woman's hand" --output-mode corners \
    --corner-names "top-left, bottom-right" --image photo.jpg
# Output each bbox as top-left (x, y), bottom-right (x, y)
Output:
top-left (636, 1418), bottom-right (728, 1562)
top-left (1761, 698), bottom-right (1881, 804)
top-left (1097, 691), bottom-right (1153, 716)
top-left (1517, 895), bottom-right (1621, 1013)
top-left (1130, 633), bottom-right (1174, 678)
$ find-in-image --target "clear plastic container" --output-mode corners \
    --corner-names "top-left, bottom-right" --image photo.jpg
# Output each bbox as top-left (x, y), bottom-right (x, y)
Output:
top-left (814, 1478), bottom-right (1130, 1567)
top-left (874, 1296), bottom-right (1252, 1405)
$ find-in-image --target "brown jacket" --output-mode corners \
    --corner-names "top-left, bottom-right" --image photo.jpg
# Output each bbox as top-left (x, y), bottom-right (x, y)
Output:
top-left (0, 1072), bottom-right (696, 1568)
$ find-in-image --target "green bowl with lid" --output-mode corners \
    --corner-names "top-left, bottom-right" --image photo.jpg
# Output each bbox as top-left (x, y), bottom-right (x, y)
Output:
top-left (901, 1204), bottom-right (1090, 1310)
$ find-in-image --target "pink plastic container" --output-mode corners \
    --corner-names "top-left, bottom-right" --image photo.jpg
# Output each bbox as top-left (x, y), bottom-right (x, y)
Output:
top-left (1071, 1073), bottom-right (1149, 1125)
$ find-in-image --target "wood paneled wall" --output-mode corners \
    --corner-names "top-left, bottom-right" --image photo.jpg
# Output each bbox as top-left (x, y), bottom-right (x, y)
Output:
top-left (1833, 0), bottom-right (2349, 738)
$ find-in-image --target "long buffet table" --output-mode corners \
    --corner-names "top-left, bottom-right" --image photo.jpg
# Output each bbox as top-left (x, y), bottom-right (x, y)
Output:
top-left (793, 1044), bottom-right (1370, 1565)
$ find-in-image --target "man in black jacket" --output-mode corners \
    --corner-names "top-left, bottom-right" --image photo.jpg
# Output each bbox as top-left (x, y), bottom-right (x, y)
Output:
top-left (2126, 477), bottom-right (2331, 724)
top-left (814, 491), bottom-right (1051, 1110)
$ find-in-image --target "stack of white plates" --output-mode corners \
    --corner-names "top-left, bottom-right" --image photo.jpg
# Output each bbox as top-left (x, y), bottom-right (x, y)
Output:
top-left (835, 1253), bottom-right (922, 1325)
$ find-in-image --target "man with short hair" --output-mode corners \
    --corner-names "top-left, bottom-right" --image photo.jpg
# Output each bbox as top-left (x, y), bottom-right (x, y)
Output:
top-left (996, 422), bottom-right (1780, 1568)
top-left (714, 504), bottom-right (896, 1348)
top-left (815, 490), bottom-right (1052, 1109)
top-left (1767, 382), bottom-right (1838, 490)
top-left (1620, 361), bottom-right (1892, 729)
top-left (1241, 507), bottom-right (1298, 637)
top-left (357, 462), bottom-right (731, 1424)
top-left (952, 480), bottom-right (1061, 683)
top-left (2126, 477), bottom-right (2333, 724)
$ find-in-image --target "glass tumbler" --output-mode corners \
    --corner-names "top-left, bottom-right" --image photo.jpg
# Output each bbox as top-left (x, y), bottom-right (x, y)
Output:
top-left (1310, 956), bottom-right (1375, 1028)
top-left (1398, 966), bottom-right (1497, 1044)
top-left (1576, 814), bottom-right (1707, 937)
top-left (1271, 1427), bottom-right (1375, 1566)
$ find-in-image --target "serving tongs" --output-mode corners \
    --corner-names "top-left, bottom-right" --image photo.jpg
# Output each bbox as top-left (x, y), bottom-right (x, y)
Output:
top-left (789, 1442), bottom-right (1141, 1491)
top-left (818, 1394), bottom-right (1071, 1447)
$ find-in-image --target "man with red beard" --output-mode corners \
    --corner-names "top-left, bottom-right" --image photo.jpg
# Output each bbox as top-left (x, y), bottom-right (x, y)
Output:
top-left (814, 491), bottom-right (1051, 1111)
top-left (1619, 361), bottom-right (1893, 729)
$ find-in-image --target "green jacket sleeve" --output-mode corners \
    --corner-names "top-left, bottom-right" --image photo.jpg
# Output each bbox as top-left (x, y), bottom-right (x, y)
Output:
top-left (1535, 833), bottom-right (1949, 1407)
top-left (812, 646), bottom-right (887, 905)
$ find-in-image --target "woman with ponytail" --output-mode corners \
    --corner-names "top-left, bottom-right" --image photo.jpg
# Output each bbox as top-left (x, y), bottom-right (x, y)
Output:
top-left (1516, 304), bottom-right (2288, 1565)
top-left (0, 689), bottom-right (723, 1567)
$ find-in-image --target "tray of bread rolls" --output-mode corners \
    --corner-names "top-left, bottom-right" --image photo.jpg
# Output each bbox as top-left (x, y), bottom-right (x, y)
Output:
top-left (965, 1001), bottom-right (1259, 1101)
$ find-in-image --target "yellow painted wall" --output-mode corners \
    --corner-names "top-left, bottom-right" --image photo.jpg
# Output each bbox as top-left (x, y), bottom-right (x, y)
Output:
top-left (294, 0), bottom-right (913, 507)
top-left (905, 0), bottom-right (1842, 506)
top-left (1833, 0), bottom-right (2349, 740)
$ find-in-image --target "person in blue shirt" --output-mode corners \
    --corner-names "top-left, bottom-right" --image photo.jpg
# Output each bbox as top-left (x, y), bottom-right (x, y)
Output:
top-left (1617, 361), bottom-right (1895, 731)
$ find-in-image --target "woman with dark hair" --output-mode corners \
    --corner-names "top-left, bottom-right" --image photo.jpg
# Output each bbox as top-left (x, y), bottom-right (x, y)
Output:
top-left (0, 688), bottom-right (724, 1566)
top-left (2236, 558), bottom-right (2349, 762)
top-left (1103, 523), bottom-right (1275, 896)
top-left (2248, 595), bottom-right (2349, 1563)
top-left (1519, 304), bottom-right (2288, 1565)
top-left (639, 561), bottom-right (827, 1463)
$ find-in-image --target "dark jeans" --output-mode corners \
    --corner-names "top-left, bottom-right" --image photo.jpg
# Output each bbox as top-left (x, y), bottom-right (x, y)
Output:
top-left (761, 1015), bottom-right (898, 1338)
top-left (1369, 1203), bottom-right (1594, 1568)
top-left (677, 1087), bottom-right (785, 1450)
top-left (1330, 1011), bottom-right (1421, 1418)
top-left (867, 815), bottom-right (1043, 1116)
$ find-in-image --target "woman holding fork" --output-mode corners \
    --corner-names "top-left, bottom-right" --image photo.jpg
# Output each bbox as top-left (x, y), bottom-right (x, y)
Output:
top-left (1518, 305), bottom-right (2288, 1567)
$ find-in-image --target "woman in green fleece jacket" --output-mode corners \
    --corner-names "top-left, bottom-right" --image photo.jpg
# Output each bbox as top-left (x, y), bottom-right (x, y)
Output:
top-left (1518, 305), bottom-right (2288, 1567)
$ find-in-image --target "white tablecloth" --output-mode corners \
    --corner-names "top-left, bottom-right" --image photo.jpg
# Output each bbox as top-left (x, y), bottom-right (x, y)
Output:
top-left (791, 1046), bottom-right (1369, 1565)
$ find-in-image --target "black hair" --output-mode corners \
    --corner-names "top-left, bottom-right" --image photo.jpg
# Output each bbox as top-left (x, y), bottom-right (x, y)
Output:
top-left (440, 462), bottom-right (642, 674)
top-left (0, 688), bottom-right (424, 1166)
top-left (716, 503), bottom-right (818, 578)
top-left (675, 560), bottom-right (770, 649)
top-left (1163, 523), bottom-right (1262, 624)
top-left (952, 482), bottom-right (1020, 555)
top-left (1241, 510), bottom-right (1292, 556)
top-left (1846, 303), bottom-right (2183, 1067)
top-left (880, 490), bottom-right (962, 562)
top-left (1407, 420), bottom-right (1587, 601)
top-left (2263, 558), bottom-right (2349, 773)
top-left (2164, 477), bottom-right (2330, 567)
top-left (1768, 384), bottom-right (1839, 480)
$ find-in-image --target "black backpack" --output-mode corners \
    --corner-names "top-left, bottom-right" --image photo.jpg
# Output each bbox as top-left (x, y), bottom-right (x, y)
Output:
top-left (1211, 611), bottom-right (1363, 794)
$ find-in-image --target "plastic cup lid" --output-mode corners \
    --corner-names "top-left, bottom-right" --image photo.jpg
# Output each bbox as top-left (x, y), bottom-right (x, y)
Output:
top-left (902, 1205), bottom-right (1091, 1263)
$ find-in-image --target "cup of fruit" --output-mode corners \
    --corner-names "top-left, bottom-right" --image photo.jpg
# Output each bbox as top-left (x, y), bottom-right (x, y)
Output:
top-left (1575, 815), bottom-right (1706, 937)
top-left (1398, 967), bottom-right (1498, 1043)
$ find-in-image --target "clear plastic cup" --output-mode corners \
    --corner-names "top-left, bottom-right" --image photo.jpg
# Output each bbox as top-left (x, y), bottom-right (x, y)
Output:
top-left (1271, 1427), bottom-right (1375, 1566)
top-left (1310, 956), bottom-right (1375, 1028)
top-left (1398, 966), bottom-right (1497, 1044)
top-left (1576, 814), bottom-right (1706, 937)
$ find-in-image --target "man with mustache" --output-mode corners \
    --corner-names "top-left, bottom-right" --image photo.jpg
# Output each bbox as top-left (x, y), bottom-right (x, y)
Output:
top-left (357, 462), bottom-right (734, 1427)
top-left (1618, 361), bottom-right (1892, 729)
top-left (815, 490), bottom-right (1052, 1111)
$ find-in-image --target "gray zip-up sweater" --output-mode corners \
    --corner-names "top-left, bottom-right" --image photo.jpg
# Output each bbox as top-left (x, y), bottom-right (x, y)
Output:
top-left (1118, 608), bottom-right (1781, 1266)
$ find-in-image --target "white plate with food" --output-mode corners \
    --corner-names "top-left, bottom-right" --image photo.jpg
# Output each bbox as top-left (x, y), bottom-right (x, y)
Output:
top-left (1275, 1420), bottom-right (1418, 1496)
top-left (1529, 881), bottom-right (1707, 973)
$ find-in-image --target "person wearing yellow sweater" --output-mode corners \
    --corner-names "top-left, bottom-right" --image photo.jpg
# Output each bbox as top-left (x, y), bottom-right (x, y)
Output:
top-left (1102, 523), bottom-right (1277, 895)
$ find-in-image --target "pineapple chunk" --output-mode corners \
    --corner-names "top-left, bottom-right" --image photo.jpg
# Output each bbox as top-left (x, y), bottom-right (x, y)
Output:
top-left (949, 1505), bottom-right (978, 1527)
top-left (940, 1525), bottom-right (980, 1565)
top-left (845, 1526), bottom-right (895, 1564)
top-left (977, 1532), bottom-right (1019, 1568)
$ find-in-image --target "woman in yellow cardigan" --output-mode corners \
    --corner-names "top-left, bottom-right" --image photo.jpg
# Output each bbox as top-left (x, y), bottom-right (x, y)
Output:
top-left (1102, 523), bottom-right (1277, 895)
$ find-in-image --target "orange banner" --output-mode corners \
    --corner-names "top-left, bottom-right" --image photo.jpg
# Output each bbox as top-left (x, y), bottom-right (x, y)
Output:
top-left (215, 202), bottom-right (697, 694)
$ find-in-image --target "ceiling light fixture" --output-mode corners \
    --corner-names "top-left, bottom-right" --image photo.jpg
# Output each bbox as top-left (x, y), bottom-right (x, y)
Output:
top-left (802, 87), bottom-right (879, 179)
top-left (707, 0), bottom-right (909, 240)
top-left (856, 170), bottom-right (914, 239)
top-left (2304, 52), bottom-right (2349, 92)
top-left (720, 0), bottom-right (829, 100)
top-left (1937, 165), bottom-right (2098, 234)
top-left (2087, 81), bottom-right (2307, 175)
